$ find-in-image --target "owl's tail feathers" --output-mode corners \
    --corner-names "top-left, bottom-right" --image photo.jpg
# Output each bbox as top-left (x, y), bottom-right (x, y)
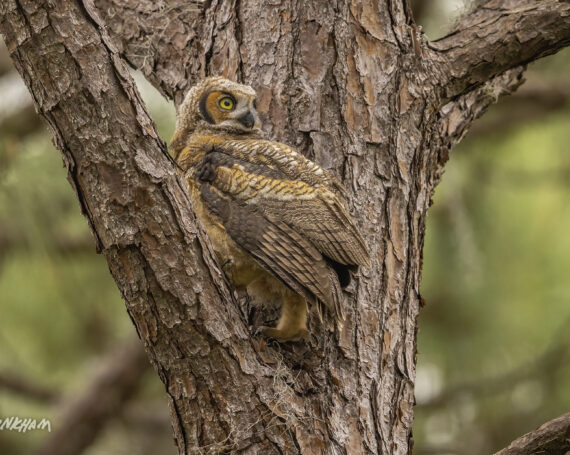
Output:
top-left (312, 265), bottom-right (346, 333)
top-left (325, 267), bottom-right (345, 332)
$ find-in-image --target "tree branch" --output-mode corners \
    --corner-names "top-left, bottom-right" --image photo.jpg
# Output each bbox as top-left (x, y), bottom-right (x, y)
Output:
top-left (0, 370), bottom-right (59, 404)
top-left (0, 227), bottom-right (95, 258)
top-left (32, 336), bottom-right (149, 455)
top-left (417, 330), bottom-right (570, 410)
top-left (0, 366), bottom-right (171, 445)
top-left (429, 0), bottom-right (570, 101)
top-left (493, 412), bottom-right (570, 455)
top-left (91, 0), bottom-right (247, 107)
top-left (468, 77), bottom-right (570, 137)
top-left (92, 0), bottom-right (206, 104)
top-left (425, 66), bottom-right (525, 189)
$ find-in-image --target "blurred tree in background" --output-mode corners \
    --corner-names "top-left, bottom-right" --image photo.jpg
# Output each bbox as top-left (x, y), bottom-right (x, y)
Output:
top-left (0, 1), bottom-right (568, 454)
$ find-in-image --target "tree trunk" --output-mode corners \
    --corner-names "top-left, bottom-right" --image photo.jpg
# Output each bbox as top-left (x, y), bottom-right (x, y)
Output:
top-left (1, 0), bottom-right (569, 454)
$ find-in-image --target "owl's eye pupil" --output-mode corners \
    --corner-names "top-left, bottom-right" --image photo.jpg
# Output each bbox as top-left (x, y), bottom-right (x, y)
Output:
top-left (219, 97), bottom-right (234, 110)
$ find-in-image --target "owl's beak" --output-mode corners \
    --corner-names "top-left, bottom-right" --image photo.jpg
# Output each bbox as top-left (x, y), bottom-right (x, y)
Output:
top-left (237, 111), bottom-right (256, 129)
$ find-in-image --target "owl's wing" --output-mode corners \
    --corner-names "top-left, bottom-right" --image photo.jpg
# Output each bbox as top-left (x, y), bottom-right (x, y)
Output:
top-left (203, 141), bottom-right (371, 268)
top-left (199, 182), bottom-right (343, 319)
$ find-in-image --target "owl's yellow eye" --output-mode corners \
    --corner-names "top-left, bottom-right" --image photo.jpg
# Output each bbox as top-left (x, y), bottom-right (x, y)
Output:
top-left (218, 97), bottom-right (234, 110)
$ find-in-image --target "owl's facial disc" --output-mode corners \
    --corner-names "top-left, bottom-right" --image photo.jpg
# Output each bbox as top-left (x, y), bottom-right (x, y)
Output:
top-left (200, 90), bottom-right (261, 132)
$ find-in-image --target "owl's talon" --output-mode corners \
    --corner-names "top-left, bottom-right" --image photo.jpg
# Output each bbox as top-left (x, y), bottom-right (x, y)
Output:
top-left (254, 325), bottom-right (273, 338)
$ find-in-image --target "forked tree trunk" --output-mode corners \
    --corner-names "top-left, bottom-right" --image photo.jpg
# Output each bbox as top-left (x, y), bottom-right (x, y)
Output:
top-left (1, 0), bottom-right (569, 454)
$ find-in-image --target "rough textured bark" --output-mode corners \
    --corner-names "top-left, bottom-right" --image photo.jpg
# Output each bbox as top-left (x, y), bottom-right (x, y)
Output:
top-left (430, 0), bottom-right (570, 101)
top-left (1, 0), bottom-right (569, 454)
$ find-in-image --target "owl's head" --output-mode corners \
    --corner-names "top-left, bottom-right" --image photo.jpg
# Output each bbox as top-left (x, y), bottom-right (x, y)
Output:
top-left (174, 77), bottom-right (262, 142)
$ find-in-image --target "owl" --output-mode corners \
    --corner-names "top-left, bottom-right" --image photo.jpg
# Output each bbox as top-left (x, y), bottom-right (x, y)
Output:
top-left (170, 76), bottom-right (370, 342)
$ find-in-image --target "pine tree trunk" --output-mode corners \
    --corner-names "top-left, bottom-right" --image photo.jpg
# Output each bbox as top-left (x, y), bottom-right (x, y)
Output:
top-left (1, 0), bottom-right (568, 454)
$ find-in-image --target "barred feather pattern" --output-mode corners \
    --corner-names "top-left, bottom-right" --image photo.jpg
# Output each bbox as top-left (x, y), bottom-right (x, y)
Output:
top-left (183, 138), bottom-right (369, 321)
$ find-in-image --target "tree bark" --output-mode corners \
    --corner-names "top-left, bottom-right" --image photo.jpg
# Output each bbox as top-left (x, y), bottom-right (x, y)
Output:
top-left (493, 412), bottom-right (570, 455)
top-left (429, 0), bottom-right (570, 101)
top-left (1, 1), bottom-right (569, 454)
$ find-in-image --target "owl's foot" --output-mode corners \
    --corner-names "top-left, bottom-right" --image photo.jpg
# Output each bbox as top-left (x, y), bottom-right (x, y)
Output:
top-left (254, 295), bottom-right (310, 342)
top-left (255, 325), bottom-right (310, 343)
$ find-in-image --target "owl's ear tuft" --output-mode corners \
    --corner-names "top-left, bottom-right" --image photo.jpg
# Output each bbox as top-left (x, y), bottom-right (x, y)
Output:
top-left (199, 93), bottom-right (215, 124)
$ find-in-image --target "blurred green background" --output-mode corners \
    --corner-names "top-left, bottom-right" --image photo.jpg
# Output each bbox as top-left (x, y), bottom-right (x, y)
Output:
top-left (0, 1), bottom-right (569, 454)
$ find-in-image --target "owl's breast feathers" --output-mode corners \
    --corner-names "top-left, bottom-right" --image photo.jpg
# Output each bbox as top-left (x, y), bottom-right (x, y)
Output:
top-left (178, 138), bottom-right (370, 320)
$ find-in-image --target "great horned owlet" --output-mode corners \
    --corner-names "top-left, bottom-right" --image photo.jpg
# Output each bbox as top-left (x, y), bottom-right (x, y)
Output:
top-left (171, 76), bottom-right (370, 342)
